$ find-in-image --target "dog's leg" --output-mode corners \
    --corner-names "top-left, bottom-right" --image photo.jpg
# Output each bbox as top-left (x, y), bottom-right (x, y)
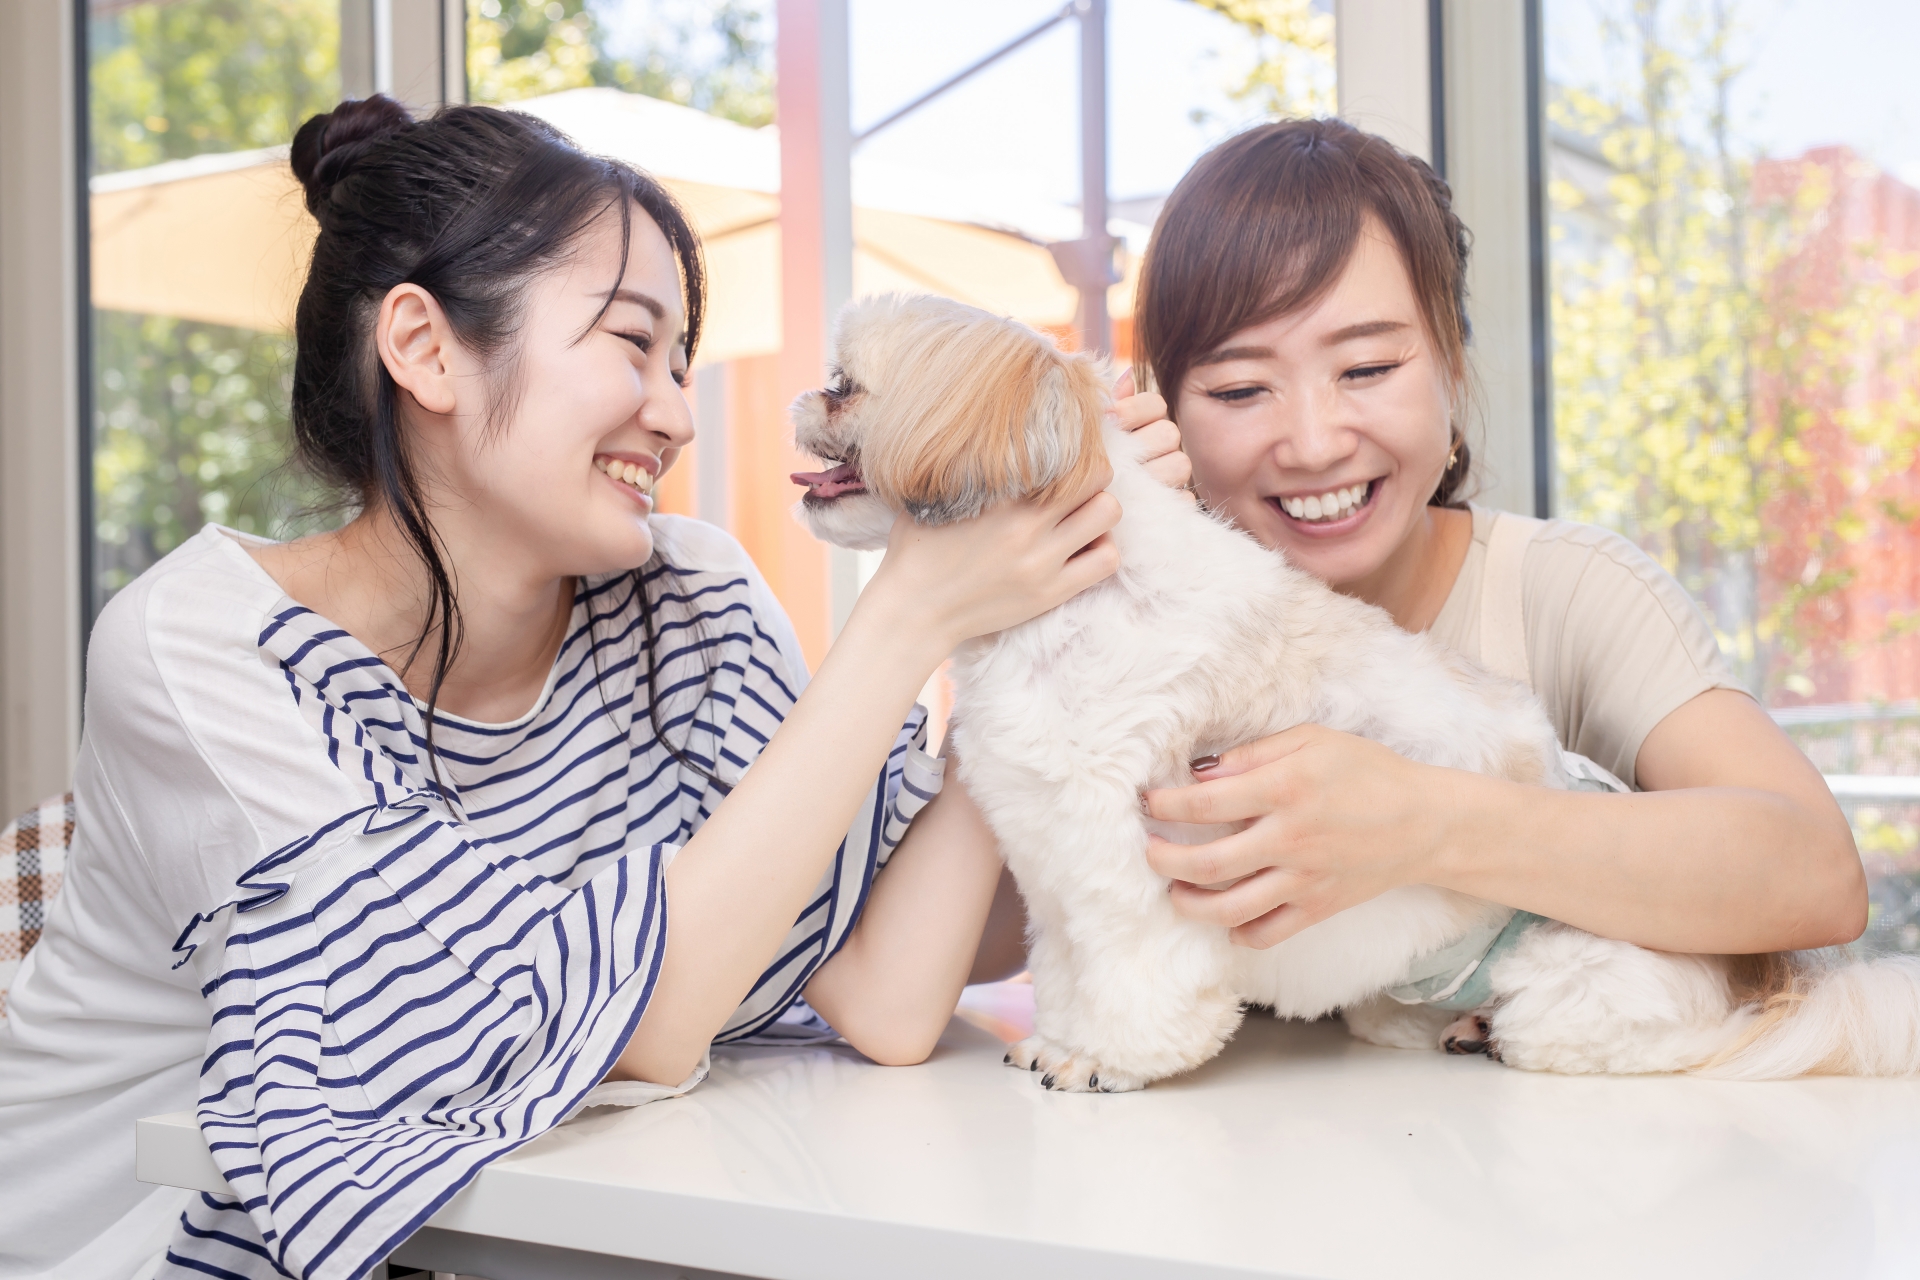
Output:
top-left (1000, 807), bottom-right (1243, 1093)
top-left (1477, 922), bottom-right (1750, 1074)
top-left (1341, 994), bottom-right (1457, 1052)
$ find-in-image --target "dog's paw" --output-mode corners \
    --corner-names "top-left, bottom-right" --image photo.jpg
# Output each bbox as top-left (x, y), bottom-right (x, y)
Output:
top-left (1004, 1036), bottom-right (1149, 1093)
top-left (1440, 1012), bottom-right (1502, 1062)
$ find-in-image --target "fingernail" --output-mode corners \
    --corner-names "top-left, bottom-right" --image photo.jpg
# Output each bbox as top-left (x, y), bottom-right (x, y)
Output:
top-left (1190, 754), bottom-right (1220, 773)
top-left (1139, 793), bottom-right (1152, 815)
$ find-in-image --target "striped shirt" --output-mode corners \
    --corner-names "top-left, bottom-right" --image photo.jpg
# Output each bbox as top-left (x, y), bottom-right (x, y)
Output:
top-left (0, 518), bottom-right (939, 1280)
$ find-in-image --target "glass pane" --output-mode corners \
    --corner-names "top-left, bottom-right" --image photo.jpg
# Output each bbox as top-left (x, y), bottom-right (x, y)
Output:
top-left (1545, 0), bottom-right (1920, 950)
top-left (86, 0), bottom-right (343, 613)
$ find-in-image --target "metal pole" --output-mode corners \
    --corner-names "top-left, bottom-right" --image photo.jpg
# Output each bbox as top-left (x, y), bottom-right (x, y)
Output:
top-left (1078, 0), bottom-right (1110, 354)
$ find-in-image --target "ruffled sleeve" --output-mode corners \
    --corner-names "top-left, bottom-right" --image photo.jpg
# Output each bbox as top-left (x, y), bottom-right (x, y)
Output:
top-left (158, 577), bottom-right (942, 1280)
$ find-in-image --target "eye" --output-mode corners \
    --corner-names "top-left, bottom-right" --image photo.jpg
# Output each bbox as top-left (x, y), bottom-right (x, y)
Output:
top-left (1343, 362), bottom-right (1402, 382)
top-left (1208, 385), bottom-right (1264, 403)
top-left (618, 332), bottom-right (653, 356)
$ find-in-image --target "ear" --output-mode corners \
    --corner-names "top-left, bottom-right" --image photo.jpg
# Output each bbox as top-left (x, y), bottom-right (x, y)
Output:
top-left (375, 283), bottom-right (460, 417)
top-left (1024, 352), bottom-right (1111, 506)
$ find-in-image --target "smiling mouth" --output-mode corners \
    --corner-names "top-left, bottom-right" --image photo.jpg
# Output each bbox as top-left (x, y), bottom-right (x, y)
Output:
top-left (791, 460), bottom-right (866, 501)
top-left (1269, 479), bottom-right (1379, 526)
top-left (596, 454), bottom-right (656, 499)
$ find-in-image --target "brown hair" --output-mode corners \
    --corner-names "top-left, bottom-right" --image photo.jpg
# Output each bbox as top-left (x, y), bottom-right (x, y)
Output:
top-left (1134, 117), bottom-right (1476, 507)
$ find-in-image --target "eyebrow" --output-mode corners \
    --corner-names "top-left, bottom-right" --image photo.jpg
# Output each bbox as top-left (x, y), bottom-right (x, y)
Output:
top-left (608, 288), bottom-right (666, 320)
top-left (1192, 344), bottom-right (1274, 368)
top-left (1324, 319), bottom-right (1409, 344)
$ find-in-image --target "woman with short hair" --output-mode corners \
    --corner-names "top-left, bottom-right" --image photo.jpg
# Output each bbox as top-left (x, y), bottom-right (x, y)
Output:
top-left (1128, 118), bottom-right (1863, 963)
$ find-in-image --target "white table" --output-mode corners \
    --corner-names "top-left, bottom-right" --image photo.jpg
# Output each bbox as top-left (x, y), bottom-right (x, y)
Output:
top-left (137, 982), bottom-right (1920, 1279)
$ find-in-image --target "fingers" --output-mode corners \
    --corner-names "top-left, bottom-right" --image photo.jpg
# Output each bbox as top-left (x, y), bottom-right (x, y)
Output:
top-left (1111, 389), bottom-right (1169, 433)
top-left (1130, 418), bottom-right (1183, 461)
top-left (1145, 767), bottom-right (1290, 827)
top-left (1145, 830), bottom-right (1283, 888)
top-left (1187, 724), bottom-right (1321, 782)
top-left (1052, 488), bottom-right (1122, 550)
top-left (1112, 368), bottom-right (1136, 400)
top-left (1165, 866), bottom-right (1303, 930)
top-left (1143, 450), bottom-right (1195, 495)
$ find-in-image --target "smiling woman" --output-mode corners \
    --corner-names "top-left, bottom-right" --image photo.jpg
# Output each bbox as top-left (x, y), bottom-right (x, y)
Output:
top-left (1131, 118), bottom-right (1865, 990)
top-left (0, 95), bottom-right (1123, 1280)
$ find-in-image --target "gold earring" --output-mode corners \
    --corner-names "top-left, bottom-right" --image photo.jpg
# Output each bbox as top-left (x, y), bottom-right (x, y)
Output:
top-left (1447, 446), bottom-right (1459, 470)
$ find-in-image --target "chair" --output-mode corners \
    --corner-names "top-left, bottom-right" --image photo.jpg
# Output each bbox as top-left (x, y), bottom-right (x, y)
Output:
top-left (1, 793), bottom-right (73, 1014)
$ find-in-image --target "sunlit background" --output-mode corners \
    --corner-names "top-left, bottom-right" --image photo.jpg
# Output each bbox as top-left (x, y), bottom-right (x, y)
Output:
top-left (82, 0), bottom-right (1920, 949)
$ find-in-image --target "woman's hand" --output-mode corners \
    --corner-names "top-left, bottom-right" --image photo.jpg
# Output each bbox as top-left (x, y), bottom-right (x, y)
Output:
top-left (1110, 371), bottom-right (1193, 495)
top-left (863, 471), bottom-right (1121, 657)
top-left (1142, 724), bottom-right (1447, 949)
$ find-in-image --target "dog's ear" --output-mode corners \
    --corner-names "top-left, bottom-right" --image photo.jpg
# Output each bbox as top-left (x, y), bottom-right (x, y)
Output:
top-left (859, 306), bottom-right (1109, 524)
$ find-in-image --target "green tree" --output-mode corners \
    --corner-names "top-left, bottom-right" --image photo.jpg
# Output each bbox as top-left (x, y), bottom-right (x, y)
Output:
top-left (1549, 0), bottom-right (1920, 699)
top-left (88, 0), bottom-right (341, 608)
top-left (1178, 0), bottom-right (1336, 120)
top-left (467, 0), bottom-right (774, 126)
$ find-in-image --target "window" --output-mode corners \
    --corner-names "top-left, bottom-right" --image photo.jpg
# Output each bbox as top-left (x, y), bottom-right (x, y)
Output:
top-left (85, 0), bottom-right (343, 618)
top-left (1545, 0), bottom-right (1920, 949)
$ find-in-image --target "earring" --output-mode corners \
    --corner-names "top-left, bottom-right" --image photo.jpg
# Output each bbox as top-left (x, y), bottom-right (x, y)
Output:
top-left (1447, 446), bottom-right (1459, 470)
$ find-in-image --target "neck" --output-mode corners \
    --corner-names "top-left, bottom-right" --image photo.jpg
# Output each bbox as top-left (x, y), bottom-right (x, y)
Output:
top-left (250, 503), bottom-right (575, 724)
top-left (1335, 504), bottom-right (1473, 632)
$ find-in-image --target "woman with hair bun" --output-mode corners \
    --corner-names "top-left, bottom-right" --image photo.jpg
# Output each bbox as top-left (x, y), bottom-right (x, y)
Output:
top-left (0, 96), bottom-right (1150, 1279)
top-left (1131, 119), bottom-right (1864, 986)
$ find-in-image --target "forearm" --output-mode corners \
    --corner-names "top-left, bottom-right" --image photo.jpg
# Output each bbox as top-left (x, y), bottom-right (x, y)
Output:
top-left (803, 771), bottom-right (1005, 1065)
top-left (613, 597), bottom-right (947, 1084)
top-left (1431, 771), bottom-right (1867, 954)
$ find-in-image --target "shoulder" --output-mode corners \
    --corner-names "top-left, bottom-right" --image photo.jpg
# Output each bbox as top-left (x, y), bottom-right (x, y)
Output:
top-left (86, 526), bottom-right (288, 713)
top-left (1524, 517), bottom-right (1720, 653)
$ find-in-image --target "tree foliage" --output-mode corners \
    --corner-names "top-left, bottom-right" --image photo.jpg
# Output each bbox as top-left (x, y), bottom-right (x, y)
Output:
top-left (466, 0), bottom-right (775, 126)
top-left (1177, 0), bottom-right (1336, 120)
top-left (1547, 0), bottom-right (1920, 701)
top-left (88, 0), bottom-right (341, 607)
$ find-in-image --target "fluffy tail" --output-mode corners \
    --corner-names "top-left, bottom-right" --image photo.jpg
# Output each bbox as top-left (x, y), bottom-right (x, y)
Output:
top-left (1696, 953), bottom-right (1920, 1080)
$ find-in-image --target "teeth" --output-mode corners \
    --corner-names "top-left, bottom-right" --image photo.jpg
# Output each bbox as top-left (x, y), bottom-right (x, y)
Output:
top-left (1284, 482), bottom-right (1370, 523)
top-left (595, 456), bottom-right (655, 495)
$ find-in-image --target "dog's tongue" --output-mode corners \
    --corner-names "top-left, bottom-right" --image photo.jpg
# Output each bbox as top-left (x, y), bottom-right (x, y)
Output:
top-left (791, 461), bottom-right (866, 499)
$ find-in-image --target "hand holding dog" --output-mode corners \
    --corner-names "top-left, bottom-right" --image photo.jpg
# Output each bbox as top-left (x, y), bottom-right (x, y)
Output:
top-left (861, 469), bottom-right (1121, 659)
top-left (1109, 370), bottom-right (1194, 495)
top-left (1143, 724), bottom-right (1453, 949)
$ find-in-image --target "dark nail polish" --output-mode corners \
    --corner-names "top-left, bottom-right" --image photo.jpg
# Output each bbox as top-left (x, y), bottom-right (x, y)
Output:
top-left (1190, 754), bottom-right (1220, 772)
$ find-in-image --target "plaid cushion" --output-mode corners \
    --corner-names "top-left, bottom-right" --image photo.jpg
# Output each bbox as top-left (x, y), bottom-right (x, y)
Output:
top-left (1, 793), bottom-right (73, 1015)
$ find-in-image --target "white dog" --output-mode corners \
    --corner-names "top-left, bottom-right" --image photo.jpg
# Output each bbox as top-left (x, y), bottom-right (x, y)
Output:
top-left (790, 293), bottom-right (1920, 1092)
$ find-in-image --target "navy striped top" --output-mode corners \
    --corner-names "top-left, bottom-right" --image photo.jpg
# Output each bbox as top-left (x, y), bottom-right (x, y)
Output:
top-left (147, 521), bottom-right (939, 1279)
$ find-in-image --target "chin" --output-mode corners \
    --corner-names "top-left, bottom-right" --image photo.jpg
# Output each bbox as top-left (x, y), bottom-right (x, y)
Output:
top-left (794, 490), bottom-right (893, 552)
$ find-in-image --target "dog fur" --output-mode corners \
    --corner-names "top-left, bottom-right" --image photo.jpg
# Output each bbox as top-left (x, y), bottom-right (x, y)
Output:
top-left (791, 293), bottom-right (1920, 1092)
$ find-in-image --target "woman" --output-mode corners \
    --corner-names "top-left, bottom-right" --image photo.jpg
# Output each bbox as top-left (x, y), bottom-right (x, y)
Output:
top-left (1131, 119), bottom-right (1865, 964)
top-left (0, 98), bottom-right (1159, 1280)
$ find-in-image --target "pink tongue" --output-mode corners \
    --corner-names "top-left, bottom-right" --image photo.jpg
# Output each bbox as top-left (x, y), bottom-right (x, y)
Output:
top-left (791, 461), bottom-right (866, 499)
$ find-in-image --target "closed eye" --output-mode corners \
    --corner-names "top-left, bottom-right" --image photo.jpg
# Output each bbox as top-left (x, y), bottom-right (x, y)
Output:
top-left (1207, 385), bottom-right (1264, 403)
top-left (1343, 362), bottom-right (1402, 382)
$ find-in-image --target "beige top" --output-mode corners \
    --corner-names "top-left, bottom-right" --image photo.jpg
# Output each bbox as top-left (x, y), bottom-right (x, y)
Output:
top-left (1427, 505), bottom-right (1749, 789)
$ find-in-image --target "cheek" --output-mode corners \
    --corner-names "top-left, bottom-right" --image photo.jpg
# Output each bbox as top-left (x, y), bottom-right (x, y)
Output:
top-left (1178, 407), bottom-right (1270, 502)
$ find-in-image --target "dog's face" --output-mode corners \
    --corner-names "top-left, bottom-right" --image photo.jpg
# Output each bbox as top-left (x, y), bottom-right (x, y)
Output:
top-left (791, 294), bottom-right (1110, 551)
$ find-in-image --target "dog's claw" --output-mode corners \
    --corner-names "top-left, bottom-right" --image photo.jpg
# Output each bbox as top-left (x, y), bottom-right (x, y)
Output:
top-left (1041, 1073), bottom-right (1057, 1089)
top-left (1087, 1073), bottom-right (1099, 1089)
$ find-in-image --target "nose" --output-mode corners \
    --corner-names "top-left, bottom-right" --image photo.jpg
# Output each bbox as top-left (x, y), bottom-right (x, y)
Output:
top-left (641, 370), bottom-right (696, 450)
top-left (1272, 381), bottom-right (1356, 474)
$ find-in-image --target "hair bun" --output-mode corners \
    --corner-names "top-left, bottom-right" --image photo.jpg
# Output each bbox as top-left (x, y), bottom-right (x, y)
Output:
top-left (292, 95), bottom-right (415, 215)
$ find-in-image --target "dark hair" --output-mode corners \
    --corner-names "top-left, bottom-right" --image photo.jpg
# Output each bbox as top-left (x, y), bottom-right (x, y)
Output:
top-left (1135, 117), bottom-right (1476, 508)
top-left (289, 95), bottom-right (712, 786)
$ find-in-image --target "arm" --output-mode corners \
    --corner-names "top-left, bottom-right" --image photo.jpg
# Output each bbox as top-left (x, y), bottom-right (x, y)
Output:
top-left (803, 768), bottom-right (1008, 1064)
top-left (1142, 689), bottom-right (1866, 955)
top-left (612, 484), bottom-right (1119, 1085)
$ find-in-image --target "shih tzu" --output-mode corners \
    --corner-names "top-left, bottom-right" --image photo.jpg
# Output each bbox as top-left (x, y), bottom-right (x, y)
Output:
top-left (789, 293), bottom-right (1920, 1092)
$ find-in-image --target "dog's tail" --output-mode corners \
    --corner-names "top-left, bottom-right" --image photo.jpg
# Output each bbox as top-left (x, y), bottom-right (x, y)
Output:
top-left (1694, 951), bottom-right (1920, 1080)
